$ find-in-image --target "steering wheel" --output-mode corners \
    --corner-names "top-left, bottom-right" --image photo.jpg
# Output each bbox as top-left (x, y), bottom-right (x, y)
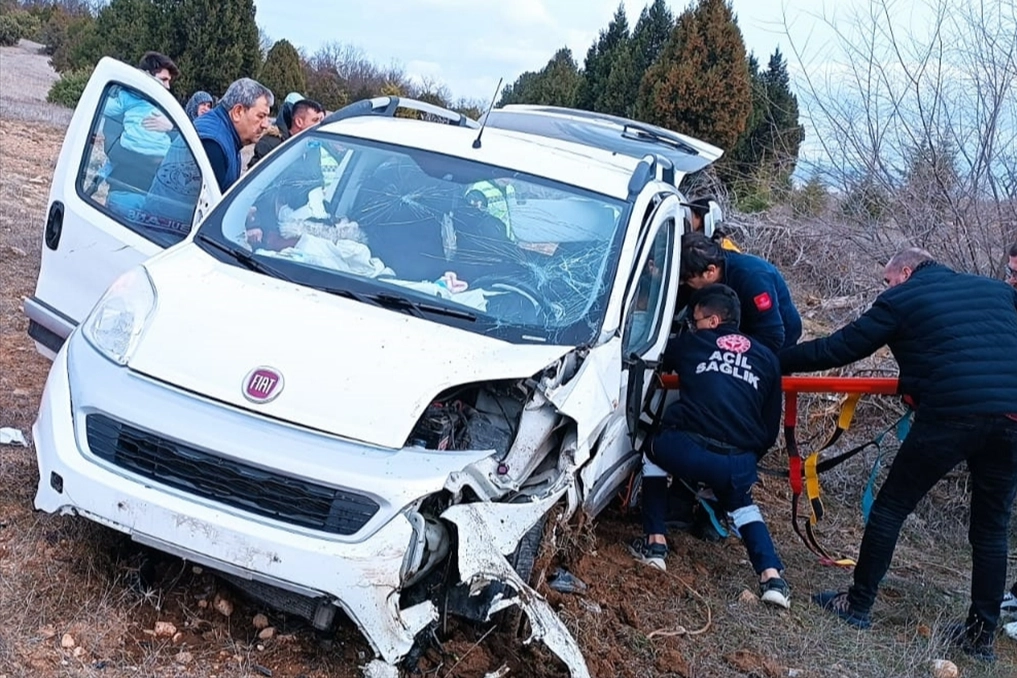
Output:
top-left (470, 272), bottom-right (545, 315)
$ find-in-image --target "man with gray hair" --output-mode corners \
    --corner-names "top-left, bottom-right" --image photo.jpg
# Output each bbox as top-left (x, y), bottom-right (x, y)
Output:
top-left (196, 77), bottom-right (273, 191)
top-left (139, 78), bottom-right (273, 241)
top-left (780, 247), bottom-right (1017, 662)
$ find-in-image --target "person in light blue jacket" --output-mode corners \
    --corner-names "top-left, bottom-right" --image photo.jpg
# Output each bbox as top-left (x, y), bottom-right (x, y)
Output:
top-left (101, 52), bottom-right (180, 194)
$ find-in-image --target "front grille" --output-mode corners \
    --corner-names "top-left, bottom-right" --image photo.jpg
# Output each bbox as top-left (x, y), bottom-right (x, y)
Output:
top-left (85, 414), bottom-right (379, 536)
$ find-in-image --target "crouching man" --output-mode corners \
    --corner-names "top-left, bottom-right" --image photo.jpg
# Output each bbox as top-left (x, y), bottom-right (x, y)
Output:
top-left (629, 284), bottom-right (791, 609)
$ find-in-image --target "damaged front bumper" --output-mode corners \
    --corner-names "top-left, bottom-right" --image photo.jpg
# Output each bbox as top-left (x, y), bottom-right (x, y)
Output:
top-left (32, 335), bottom-right (591, 676)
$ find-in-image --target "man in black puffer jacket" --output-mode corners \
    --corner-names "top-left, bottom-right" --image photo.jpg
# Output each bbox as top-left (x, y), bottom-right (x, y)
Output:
top-left (780, 247), bottom-right (1017, 661)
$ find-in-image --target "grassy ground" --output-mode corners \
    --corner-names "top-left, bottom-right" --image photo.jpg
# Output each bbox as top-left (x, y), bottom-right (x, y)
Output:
top-left (2, 39), bottom-right (1016, 678)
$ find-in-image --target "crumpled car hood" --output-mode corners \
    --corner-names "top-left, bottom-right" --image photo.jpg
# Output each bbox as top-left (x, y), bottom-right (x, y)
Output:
top-left (127, 246), bottom-right (573, 448)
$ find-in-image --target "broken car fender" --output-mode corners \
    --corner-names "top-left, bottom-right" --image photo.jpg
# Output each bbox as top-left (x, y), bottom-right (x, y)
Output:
top-left (441, 495), bottom-right (591, 678)
top-left (544, 338), bottom-right (622, 463)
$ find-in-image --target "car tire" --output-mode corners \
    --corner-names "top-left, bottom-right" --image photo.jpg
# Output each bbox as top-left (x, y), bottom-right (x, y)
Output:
top-left (508, 512), bottom-right (548, 585)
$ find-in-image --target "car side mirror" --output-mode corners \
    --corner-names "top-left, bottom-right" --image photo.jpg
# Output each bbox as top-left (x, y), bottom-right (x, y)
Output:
top-left (702, 200), bottom-right (724, 238)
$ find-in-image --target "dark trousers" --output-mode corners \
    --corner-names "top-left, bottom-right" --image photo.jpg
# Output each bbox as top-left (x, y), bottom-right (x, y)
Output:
top-left (644, 429), bottom-right (783, 574)
top-left (847, 413), bottom-right (1017, 634)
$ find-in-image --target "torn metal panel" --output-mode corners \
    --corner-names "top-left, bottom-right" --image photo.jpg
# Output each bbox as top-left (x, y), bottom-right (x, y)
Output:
top-left (442, 497), bottom-right (591, 678)
top-left (544, 338), bottom-right (622, 455)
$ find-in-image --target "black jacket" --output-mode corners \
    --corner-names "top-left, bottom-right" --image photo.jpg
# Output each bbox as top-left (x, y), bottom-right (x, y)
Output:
top-left (661, 324), bottom-right (782, 452)
top-left (780, 261), bottom-right (1017, 415)
top-left (723, 251), bottom-right (803, 353)
top-left (249, 124), bottom-right (290, 169)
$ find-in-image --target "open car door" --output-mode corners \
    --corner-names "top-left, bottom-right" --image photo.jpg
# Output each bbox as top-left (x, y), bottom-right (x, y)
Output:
top-left (580, 194), bottom-right (682, 517)
top-left (24, 57), bottom-right (220, 358)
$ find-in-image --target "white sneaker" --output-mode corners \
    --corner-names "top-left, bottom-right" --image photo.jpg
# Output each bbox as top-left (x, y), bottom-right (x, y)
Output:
top-left (1001, 592), bottom-right (1017, 619)
top-left (759, 577), bottom-right (791, 609)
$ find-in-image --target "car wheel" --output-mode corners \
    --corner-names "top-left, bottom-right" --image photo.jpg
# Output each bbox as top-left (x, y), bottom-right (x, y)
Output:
top-left (508, 512), bottom-right (548, 585)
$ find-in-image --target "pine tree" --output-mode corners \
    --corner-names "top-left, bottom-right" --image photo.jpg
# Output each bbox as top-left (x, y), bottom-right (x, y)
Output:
top-left (55, 0), bottom-right (159, 72)
top-left (498, 47), bottom-right (581, 108)
top-left (576, 2), bottom-right (629, 113)
top-left (629, 0), bottom-right (673, 85)
top-left (725, 54), bottom-right (767, 182)
top-left (304, 66), bottom-right (347, 112)
top-left (538, 47), bottom-right (582, 107)
top-left (760, 48), bottom-right (803, 177)
top-left (600, 42), bottom-right (636, 117)
top-left (162, 0), bottom-right (262, 99)
top-left (635, 0), bottom-right (751, 151)
top-left (727, 48), bottom-right (804, 196)
top-left (259, 39), bottom-right (306, 103)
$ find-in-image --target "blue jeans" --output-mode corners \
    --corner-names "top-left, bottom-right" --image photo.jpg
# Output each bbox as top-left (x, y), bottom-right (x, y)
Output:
top-left (644, 429), bottom-right (784, 575)
top-left (847, 413), bottom-right (1017, 634)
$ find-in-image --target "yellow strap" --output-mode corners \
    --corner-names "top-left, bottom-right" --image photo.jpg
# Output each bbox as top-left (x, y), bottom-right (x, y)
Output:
top-left (805, 452), bottom-right (822, 523)
top-left (838, 392), bottom-right (862, 430)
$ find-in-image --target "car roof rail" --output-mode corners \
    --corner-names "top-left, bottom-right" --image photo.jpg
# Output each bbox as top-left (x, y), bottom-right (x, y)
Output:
top-left (322, 96), bottom-right (480, 128)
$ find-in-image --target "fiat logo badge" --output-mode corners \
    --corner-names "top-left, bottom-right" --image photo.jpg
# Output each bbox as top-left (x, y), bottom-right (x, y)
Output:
top-left (243, 366), bottom-right (284, 403)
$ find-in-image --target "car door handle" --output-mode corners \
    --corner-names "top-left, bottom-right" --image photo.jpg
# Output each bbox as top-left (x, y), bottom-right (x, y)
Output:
top-left (45, 201), bottom-right (65, 251)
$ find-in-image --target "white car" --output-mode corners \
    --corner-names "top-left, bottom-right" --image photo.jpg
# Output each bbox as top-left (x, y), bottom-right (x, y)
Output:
top-left (25, 58), bottom-right (723, 677)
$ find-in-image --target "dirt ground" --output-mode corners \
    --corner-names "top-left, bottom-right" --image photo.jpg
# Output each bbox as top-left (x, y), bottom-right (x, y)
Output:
top-left (2, 40), bottom-right (1016, 678)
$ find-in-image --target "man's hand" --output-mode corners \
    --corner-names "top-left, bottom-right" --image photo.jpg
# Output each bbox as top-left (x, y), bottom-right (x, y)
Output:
top-left (142, 114), bottom-right (174, 133)
top-left (246, 228), bottom-right (263, 245)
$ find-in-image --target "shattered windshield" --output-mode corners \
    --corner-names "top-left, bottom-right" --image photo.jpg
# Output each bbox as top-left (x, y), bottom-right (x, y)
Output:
top-left (196, 132), bottom-right (629, 346)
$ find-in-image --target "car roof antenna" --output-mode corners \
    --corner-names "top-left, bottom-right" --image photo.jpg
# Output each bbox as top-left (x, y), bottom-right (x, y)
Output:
top-left (472, 77), bottom-right (503, 149)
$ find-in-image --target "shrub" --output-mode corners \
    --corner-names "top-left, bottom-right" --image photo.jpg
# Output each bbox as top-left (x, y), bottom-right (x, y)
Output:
top-left (0, 14), bottom-right (23, 46)
top-left (13, 11), bottom-right (42, 42)
top-left (47, 69), bottom-right (91, 108)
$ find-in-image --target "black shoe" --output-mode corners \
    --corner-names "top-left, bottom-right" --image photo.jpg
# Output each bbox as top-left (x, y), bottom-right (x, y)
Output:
top-left (944, 621), bottom-right (996, 663)
top-left (812, 590), bottom-right (872, 629)
top-left (691, 506), bottom-right (725, 542)
top-left (627, 537), bottom-right (668, 571)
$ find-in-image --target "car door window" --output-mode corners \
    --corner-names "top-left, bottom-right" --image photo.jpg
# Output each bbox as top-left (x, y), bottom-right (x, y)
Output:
top-left (78, 83), bottom-right (203, 248)
top-left (623, 218), bottom-right (674, 356)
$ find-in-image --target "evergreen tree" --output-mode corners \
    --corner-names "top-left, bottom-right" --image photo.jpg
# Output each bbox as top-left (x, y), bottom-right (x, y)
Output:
top-left (576, 2), bottom-right (629, 113)
top-left (600, 42), bottom-right (636, 117)
top-left (497, 70), bottom-right (539, 106)
top-left (162, 0), bottom-right (262, 99)
top-left (54, 0), bottom-right (158, 72)
top-left (498, 47), bottom-right (581, 108)
top-left (760, 48), bottom-right (803, 176)
top-left (538, 47), bottom-right (582, 107)
top-left (725, 54), bottom-right (767, 182)
top-left (304, 65), bottom-right (347, 111)
top-left (727, 48), bottom-right (804, 195)
top-left (636, 0), bottom-right (751, 151)
top-left (629, 0), bottom-right (673, 86)
top-left (259, 39), bottom-right (306, 103)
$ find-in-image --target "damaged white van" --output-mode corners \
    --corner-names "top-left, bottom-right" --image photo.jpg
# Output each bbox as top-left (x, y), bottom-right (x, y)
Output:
top-left (26, 58), bottom-right (723, 677)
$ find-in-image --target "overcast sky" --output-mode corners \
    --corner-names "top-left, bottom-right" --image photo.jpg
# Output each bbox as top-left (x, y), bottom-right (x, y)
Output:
top-left (252, 0), bottom-right (866, 102)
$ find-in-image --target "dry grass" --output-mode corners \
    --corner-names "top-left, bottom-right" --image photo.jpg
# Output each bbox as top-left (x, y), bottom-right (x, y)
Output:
top-left (0, 41), bottom-right (73, 128)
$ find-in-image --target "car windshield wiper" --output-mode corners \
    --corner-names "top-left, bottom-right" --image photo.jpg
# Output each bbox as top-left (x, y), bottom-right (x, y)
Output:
top-left (364, 291), bottom-right (477, 321)
top-left (196, 234), bottom-right (296, 282)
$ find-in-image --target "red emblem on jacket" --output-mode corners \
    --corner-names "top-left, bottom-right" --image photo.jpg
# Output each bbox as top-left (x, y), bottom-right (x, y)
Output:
top-left (753, 292), bottom-right (773, 311)
top-left (717, 334), bottom-right (752, 353)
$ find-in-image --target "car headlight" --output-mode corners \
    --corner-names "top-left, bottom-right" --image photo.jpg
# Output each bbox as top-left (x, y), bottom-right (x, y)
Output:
top-left (82, 266), bottom-right (157, 365)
